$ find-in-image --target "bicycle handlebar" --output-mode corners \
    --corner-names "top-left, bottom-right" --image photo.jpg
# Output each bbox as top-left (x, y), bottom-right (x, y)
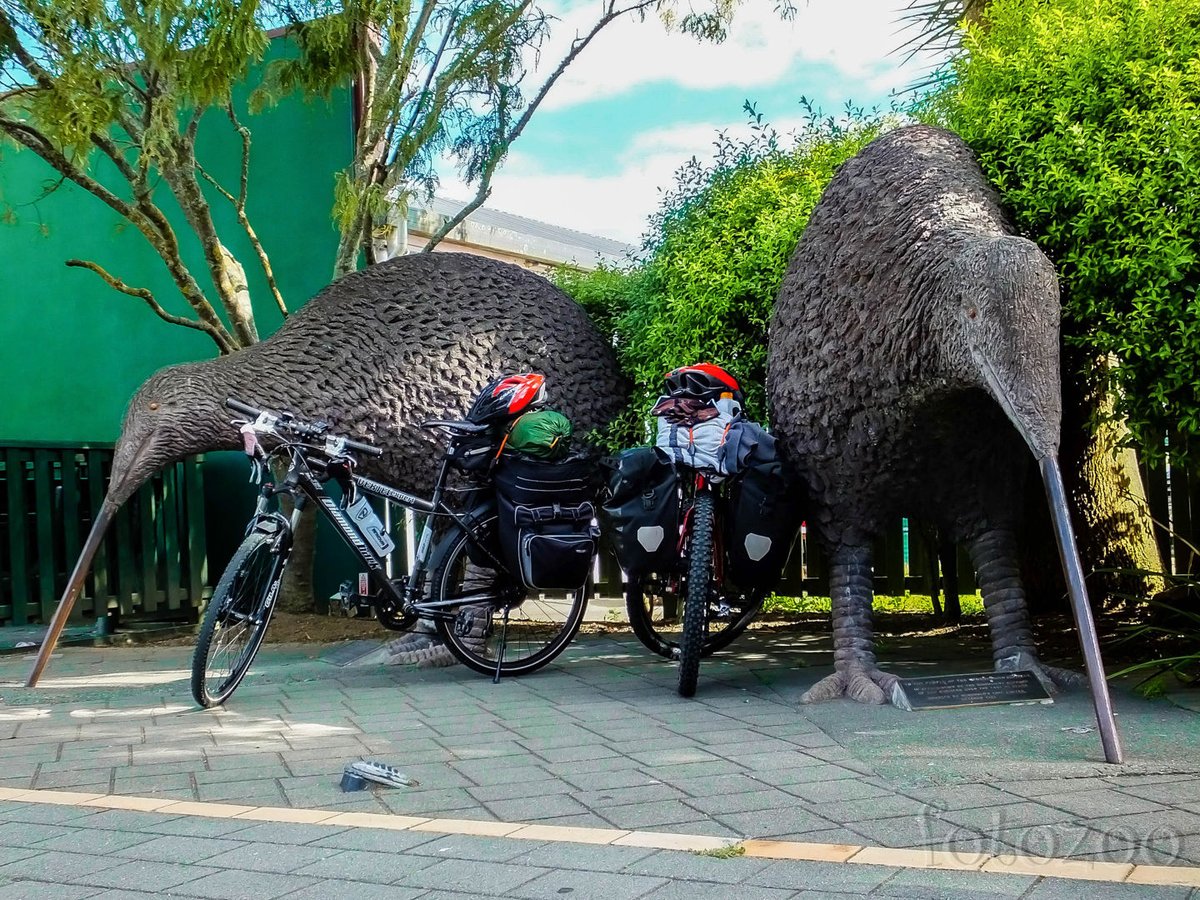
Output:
top-left (225, 397), bottom-right (384, 458)
top-left (225, 397), bottom-right (261, 418)
top-left (344, 437), bottom-right (384, 457)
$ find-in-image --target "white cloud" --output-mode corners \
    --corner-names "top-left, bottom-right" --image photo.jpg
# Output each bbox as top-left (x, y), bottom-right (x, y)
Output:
top-left (439, 116), bottom-right (815, 245)
top-left (438, 153), bottom-right (660, 245)
top-left (624, 115), bottom-right (813, 158)
top-left (429, 0), bottom-right (951, 245)
top-left (531, 0), bottom-right (942, 111)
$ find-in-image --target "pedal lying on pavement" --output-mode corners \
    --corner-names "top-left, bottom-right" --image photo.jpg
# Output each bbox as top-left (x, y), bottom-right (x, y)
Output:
top-left (342, 759), bottom-right (419, 790)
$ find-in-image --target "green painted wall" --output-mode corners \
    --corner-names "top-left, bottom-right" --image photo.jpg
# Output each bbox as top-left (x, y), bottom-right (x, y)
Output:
top-left (0, 39), bottom-right (365, 608)
top-left (0, 39), bottom-right (352, 443)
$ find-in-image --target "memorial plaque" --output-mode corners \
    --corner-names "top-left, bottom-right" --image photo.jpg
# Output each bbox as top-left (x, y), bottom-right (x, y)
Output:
top-left (891, 670), bottom-right (1052, 711)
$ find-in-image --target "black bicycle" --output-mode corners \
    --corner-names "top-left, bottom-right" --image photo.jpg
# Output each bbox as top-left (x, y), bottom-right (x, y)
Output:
top-left (191, 382), bottom-right (590, 707)
top-left (616, 363), bottom-right (768, 697)
top-left (624, 470), bottom-right (765, 697)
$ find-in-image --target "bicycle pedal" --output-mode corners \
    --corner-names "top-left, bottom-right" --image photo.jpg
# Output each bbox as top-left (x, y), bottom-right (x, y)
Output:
top-left (454, 609), bottom-right (492, 639)
top-left (345, 760), bottom-right (419, 789)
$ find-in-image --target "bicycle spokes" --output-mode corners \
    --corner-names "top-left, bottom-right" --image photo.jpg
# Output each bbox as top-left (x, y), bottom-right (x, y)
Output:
top-left (206, 546), bottom-right (274, 692)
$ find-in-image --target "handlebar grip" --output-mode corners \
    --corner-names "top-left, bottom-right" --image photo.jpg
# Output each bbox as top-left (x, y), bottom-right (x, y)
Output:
top-left (345, 439), bottom-right (384, 458)
top-left (226, 397), bottom-right (261, 417)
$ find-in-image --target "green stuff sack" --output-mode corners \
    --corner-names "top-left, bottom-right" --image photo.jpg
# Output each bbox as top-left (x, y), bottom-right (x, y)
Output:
top-left (506, 410), bottom-right (572, 460)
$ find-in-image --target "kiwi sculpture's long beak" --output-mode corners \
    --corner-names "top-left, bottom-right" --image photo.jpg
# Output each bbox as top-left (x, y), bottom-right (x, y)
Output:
top-left (26, 500), bottom-right (116, 687)
top-left (983, 336), bottom-right (1125, 764)
top-left (1040, 455), bottom-right (1124, 764)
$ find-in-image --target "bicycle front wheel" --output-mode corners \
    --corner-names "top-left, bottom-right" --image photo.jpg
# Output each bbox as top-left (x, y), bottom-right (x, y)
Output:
top-left (191, 527), bottom-right (288, 708)
top-left (626, 579), bottom-right (763, 660)
top-left (678, 490), bottom-right (715, 698)
top-left (431, 517), bottom-right (588, 677)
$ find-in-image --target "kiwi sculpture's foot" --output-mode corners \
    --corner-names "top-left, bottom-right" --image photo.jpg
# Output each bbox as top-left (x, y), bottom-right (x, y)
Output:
top-left (801, 666), bottom-right (901, 705)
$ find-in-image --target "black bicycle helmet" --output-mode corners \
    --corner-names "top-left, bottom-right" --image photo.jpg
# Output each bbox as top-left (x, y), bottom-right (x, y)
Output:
top-left (664, 363), bottom-right (743, 402)
top-left (466, 373), bottom-right (548, 425)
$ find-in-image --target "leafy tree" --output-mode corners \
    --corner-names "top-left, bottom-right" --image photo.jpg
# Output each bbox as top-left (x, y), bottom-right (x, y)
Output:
top-left (274, 0), bottom-right (781, 277)
top-left (0, 0), bottom-right (284, 353)
top-left (562, 102), bottom-right (888, 444)
top-left (918, 0), bottom-right (1200, 598)
top-left (928, 0), bottom-right (1200, 464)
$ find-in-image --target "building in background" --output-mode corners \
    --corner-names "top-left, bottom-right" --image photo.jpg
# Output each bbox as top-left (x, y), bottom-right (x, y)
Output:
top-left (376, 195), bottom-right (634, 273)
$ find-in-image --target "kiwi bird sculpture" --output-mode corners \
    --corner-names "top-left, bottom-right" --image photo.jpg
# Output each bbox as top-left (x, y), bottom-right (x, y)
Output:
top-left (29, 253), bottom-right (628, 684)
top-left (767, 125), bottom-right (1122, 762)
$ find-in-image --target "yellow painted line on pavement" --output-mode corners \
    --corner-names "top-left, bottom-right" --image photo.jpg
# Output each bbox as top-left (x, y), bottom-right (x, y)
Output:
top-left (1, 786), bottom-right (1198, 887)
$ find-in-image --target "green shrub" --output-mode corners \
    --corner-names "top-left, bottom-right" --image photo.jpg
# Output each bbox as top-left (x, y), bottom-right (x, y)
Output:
top-left (557, 102), bottom-right (893, 439)
top-left (619, 103), bottom-right (887, 426)
top-left (551, 263), bottom-right (653, 449)
top-left (925, 0), bottom-right (1200, 463)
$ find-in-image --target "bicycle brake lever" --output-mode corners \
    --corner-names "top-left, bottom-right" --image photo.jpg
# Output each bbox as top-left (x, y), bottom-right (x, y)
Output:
top-left (240, 423), bottom-right (263, 456)
top-left (240, 424), bottom-right (266, 485)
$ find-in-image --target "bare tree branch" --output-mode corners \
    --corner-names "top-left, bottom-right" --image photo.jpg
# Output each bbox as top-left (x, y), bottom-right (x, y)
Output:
top-left (0, 9), bottom-right (56, 91)
top-left (422, 0), bottom-right (649, 250)
top-left (0, 85), bottom-right (39, 102)
top-left (3, 115), bottom-right (148, 230)
top-left (65, 258), bottom-right (237, 352)
top-left (89, 132), bottom-right (141, 192)
top-left (191, 104), bottom-right (289, 320)
top-left (162, 127), bottom-right (259, 347)
top-left (0, 114), bottom-right (239, 351)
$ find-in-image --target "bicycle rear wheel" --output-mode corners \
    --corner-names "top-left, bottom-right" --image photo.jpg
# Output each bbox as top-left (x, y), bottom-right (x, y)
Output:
top-left (191, 527), bottom-right (288, 707)
top-left (625, 580), bottom-right (763, 660)
top-left (678, 490), bottom-right (715, 698)
top-left (431, 517), bottom-right (588, 677)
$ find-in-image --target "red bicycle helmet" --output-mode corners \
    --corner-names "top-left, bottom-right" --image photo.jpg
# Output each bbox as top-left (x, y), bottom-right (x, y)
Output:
top-left (466, 373), bottom-right (548, 424)
top-left (664, 363), bottom-right (743, 402)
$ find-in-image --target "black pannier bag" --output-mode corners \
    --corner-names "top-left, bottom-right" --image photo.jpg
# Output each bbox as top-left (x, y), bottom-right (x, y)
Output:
top-left (445, 430), bottom-right (501, 473)
top-left (722, 424), bottom-right (800, 591)
top-left (493, 454), bottom-right (599, 591)
top-left (601, 447), bottom-right (680, 579)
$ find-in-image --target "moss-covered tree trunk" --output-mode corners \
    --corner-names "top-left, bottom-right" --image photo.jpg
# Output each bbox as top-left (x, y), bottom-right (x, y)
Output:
top-left (277, 510), bottom-right (319, 613)
top-left (1021, 358), bottom-right (1165, 614)
top-left (1065, 359), bottom-right (1166, 606)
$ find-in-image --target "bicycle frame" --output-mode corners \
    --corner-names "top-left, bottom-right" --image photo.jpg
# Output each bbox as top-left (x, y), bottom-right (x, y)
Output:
top-left (251, 445), bottom-right (510, 625)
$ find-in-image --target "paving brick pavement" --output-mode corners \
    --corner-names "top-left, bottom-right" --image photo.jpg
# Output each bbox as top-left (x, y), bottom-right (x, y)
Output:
top-left (0, 629), bottom-right (1198, 898)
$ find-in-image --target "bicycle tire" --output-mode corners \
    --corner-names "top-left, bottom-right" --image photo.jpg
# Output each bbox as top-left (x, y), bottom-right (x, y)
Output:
top-left (191, 527), bottom-right (287, 708)
top-left (431, 515), bottom-right (588, 677)
top-left (625, 581), bottom-right (763, 660)
top-left (678, 490), bottom-right (714, 697)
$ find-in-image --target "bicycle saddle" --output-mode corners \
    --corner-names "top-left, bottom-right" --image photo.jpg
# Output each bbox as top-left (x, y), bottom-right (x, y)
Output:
top-left (420, 419), bottom-right (490, 435)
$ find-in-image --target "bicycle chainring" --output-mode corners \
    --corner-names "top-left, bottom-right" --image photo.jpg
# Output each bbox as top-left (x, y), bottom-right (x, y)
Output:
top-left (375, 597), bottom-right (418, 632)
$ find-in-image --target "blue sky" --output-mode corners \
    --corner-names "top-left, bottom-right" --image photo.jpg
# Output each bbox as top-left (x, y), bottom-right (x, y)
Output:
top-left (439, 0), bottom-right (949, 246)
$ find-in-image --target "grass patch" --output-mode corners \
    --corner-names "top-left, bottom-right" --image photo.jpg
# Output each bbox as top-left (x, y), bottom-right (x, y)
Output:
top-left (762, 593), bottom-right (985, 616)
top-left (694, 844), bottom-right (747, 859)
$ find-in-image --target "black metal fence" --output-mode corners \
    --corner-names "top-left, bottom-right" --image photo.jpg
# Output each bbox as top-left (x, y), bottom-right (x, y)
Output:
top-left (0, 444), bottom-right (208, 627)
top-left (4, 441), bottom-right (1190, 630)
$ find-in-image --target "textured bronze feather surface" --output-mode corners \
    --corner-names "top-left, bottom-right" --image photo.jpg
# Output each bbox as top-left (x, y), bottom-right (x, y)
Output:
top-left (768, 125), bottom-right (1071, 701)
top-left (768, 124), bottom-right (1061, 550)
top-left (108, 253), bottom-right (629, 504)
